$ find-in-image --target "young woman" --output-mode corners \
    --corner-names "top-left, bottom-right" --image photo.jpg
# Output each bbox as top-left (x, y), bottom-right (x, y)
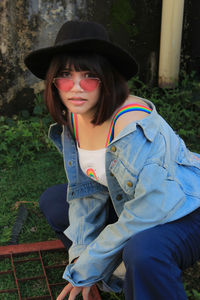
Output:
top-left (25, 20), bottom-right (200, 300)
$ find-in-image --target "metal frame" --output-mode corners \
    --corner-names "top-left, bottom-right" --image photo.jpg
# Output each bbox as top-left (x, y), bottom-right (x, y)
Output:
top-left (0, 240), bottom-right (65, 299)
top-left (0, 240), bottom-right (101, 300)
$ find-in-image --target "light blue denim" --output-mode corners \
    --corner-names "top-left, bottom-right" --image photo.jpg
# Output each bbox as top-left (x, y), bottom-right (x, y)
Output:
top-left (49, 99), bottom-right (200, 292)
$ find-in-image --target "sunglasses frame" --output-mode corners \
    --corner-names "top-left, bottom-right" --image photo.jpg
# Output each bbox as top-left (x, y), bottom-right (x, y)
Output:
top-left (53, 77), bottom-right (101, 92)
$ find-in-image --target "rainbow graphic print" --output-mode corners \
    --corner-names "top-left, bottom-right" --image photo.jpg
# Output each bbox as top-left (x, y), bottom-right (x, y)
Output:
top-left (86, 168), bottom-right (98, 181)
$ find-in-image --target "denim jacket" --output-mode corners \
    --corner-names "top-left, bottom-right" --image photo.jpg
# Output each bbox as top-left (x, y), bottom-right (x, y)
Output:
top-left (49, 99), bottom-right (200, 292)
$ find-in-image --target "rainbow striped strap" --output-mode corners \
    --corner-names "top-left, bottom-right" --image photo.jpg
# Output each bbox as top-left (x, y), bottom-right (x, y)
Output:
top-left (71, 112), bottom-right (79, 144)
top-left (105, 103), bottom-right (152, 147)
top-left (71, 103), bottom-right (152, 147)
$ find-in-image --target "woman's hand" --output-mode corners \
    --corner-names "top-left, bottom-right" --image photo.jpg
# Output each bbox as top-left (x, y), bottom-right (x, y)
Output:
top-left (56, 282), bottom-right (92, 300)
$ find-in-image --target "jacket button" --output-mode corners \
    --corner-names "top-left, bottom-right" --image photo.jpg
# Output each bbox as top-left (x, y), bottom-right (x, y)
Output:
top-left (68, 161), bottom-right (72, 166)
top-left (116, 194), bottom-right (122, 201)
top-left (111, 146), bottom-right (117, 152)
top-left (127, 181), bottom-right (133, 187)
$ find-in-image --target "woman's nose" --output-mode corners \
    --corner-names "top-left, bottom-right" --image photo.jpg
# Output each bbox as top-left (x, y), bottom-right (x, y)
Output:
top-left (70, 78), bottom-right (84, 91)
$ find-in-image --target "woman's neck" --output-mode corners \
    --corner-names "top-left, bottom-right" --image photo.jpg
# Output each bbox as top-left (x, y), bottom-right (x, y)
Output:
top-left (78, 113), bottom-right (95, 128)
top-left (75, 113), bottom-right (111, 150)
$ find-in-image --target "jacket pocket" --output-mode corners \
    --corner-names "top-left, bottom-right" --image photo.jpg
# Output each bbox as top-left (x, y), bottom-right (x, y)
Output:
top-left (175, 140), bottom-right (200, 197)
top-left (109, 159), bottom-right (138, 196)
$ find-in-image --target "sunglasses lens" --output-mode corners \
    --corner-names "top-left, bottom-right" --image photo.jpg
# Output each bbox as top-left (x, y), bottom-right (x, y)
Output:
top-left (80, 78), bottom-right (99, 91)
top-left (53, 78), bottom-right (100, 92)
top-left (54, 78), bottom-right (73, 92)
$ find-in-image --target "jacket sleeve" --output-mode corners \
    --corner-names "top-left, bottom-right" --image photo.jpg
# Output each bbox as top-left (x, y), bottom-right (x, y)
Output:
top-left (63, 162), bottom-right (185, 286)
top-left (64, 191), bottom-right (109, 263)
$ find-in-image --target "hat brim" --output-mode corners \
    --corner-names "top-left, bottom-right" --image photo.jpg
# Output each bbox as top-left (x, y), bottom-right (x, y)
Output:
top-left (24, 39), bottom-right (138, 80)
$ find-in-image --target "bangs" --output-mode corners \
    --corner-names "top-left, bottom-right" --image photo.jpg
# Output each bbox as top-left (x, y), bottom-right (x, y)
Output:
top-left (56, 52), bottom-right (105, 76)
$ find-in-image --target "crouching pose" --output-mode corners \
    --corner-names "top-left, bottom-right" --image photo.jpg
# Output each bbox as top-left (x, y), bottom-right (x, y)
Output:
top-left (25, 20), bottom-right (200, 300)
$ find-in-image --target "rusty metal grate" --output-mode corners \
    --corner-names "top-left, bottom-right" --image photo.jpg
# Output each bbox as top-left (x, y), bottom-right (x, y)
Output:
top-left (0, 240), bottom-right (66, 299)
top-left (0, 240), bottom-right (101, 300)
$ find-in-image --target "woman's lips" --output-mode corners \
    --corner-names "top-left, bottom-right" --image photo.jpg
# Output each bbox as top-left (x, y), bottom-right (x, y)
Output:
top-left (68, 98), bottom-right (87, 105)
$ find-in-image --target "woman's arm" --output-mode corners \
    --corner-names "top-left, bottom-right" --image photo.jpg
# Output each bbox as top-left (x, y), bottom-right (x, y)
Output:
top-left (64, 191), bottom-right (109, 263)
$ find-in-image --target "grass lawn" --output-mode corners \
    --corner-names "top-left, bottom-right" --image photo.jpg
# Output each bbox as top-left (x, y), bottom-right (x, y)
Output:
top-left (0, 151), bottom-right (65, 246)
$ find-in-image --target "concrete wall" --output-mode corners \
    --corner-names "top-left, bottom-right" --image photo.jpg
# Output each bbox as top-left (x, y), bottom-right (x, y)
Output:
top-left (0, 0), bottom-right (87, 115)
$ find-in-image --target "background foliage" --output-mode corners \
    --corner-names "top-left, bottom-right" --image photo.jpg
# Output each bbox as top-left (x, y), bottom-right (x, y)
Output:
top-left (129, 72), bottom-right (200, 153)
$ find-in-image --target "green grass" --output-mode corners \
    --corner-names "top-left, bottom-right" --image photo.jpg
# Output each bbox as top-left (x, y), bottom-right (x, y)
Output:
top-left (0, 257), bottom-right (12, 271)
top-left (0, 273), bottom-right (16, 290)
top-left (19, 279), bottom-right (49, 298)
top-left (0, 151), bottom-right (65, 245)
top-left (1, 74), bottom-right (200, 299)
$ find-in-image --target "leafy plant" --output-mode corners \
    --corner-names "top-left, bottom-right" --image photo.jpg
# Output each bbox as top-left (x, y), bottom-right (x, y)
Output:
top-left (110, 0), bottom-right (138, 37)
top-left (128, 72), bottom-right (200, 152)
top-left (0, 95), bottom-right (54, 169)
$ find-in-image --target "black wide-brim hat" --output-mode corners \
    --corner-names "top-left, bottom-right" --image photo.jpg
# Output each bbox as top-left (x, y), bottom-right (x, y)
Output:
top-left (24, 20), bottom-right (138, 80)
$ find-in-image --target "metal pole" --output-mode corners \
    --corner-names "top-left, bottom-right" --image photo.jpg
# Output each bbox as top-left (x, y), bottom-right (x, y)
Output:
top-left (158, 0), bottom-right (185, 88)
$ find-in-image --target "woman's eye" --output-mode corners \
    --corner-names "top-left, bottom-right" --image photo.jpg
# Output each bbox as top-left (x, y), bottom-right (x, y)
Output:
top-left (59, 71), bottom-right (71, 78)
top-left (85, 72), bottom-right (97, 78)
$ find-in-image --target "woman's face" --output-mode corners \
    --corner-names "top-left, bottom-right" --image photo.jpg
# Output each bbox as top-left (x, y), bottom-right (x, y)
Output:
top-left (54, 66), bottom-right (101, 119)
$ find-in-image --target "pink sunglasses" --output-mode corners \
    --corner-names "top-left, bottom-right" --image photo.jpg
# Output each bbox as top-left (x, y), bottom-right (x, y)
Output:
top-left (53, 77), bottom-right (100, 92)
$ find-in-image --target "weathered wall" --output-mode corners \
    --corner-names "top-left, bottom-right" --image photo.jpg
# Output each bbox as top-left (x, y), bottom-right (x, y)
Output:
top-left (0, 0), bottom-right (87, 115)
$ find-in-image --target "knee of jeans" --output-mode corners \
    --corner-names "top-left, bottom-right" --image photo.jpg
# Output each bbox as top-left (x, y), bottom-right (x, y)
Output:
top-left (39, 184), bottom-right (67, 213)
top-left (123, 229), bottom-right (165, 269)
top-left (39, 188), bottom-right (50, 213)
top-left (39, 185), bottom-right (69, 232)
top-left (123, 232), bottom-right (144, 266)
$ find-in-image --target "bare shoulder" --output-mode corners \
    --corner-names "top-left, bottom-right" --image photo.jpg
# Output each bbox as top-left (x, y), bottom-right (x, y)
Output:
top-left (114, 95), bottom-right (151, 138)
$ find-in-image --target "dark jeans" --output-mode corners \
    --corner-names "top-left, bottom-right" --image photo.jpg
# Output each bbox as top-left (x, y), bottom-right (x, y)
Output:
top-left (39, 184), bottom-right (200, 300)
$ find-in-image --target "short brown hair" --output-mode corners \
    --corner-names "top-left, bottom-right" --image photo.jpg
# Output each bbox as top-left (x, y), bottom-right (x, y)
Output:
top-left (44, 53), bottom-right (129, 125)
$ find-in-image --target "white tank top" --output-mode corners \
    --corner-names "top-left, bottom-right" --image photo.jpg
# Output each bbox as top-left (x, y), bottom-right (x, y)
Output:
top-left (77, 145), bottom-right (108, 186)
